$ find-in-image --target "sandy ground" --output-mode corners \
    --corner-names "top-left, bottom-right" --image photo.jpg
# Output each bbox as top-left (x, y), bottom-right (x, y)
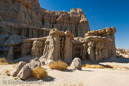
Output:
top-left (0, 57), bottom-right (129, 86)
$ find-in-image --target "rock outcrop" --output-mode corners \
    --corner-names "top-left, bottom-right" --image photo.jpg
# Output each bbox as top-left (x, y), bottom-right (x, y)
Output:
top-left (11, 61), bottom-right (26, 76)
top-left (17, 65), bottom-right (32, 80)
top-left (41, 8), bottom-right (90, 37)
top-left (0, 0), bottom-right (117, 63)
top-left (73, 27), bottom-right (116, 61)
top-left (42, 28), bottom-right (74, 63)
top-left (0, 0), bottom-right (90, 59)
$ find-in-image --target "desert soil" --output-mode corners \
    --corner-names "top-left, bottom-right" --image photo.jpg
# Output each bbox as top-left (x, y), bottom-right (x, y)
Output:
top-left (0, 57), bottom-right (129, 86)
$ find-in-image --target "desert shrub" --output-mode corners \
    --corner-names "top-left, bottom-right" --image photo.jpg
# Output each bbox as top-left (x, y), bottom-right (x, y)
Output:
top-left (32, 66), bottom-right (47, 79)
top-left (0, 58), bottom-right (15, 65)
top-left (84, 64), bottom-right (104, 69)
top-left (4, 69), bottom-right (10, 76)
top-left (0, 58), bottom-right (8, 65)
top-left (49, 61), bottom-right (68, 71)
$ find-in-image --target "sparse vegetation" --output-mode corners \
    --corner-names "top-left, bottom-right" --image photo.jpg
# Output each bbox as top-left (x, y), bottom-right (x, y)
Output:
top-left (0, 58), bottom-right (8, 65)
top-left (12, 63), bottom-right (18, 68)
top-left (83, 64), bottom-right (114, 69)
top-left (32, 66), bottom-right (47, 79)
top-left (4, 69), bottom-right (10, 76)
top-left (83, 64), bottom-right (107, 69)
top-left (82, 64), bottom-right (129, 71)
top-left (0, 58), bottom-right (15, 65)
top-left (49, 61), bottom-right (68, 71)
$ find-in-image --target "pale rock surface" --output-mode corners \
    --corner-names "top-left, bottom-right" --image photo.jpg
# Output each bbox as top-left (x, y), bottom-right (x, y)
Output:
top-left (70, 58), bottom-right (82, 70)
top-left (11, 61), bottom-right (26, 76)
top-left (27, 57), bottom-right (41, 69)
top-left (17, 65), bottom-right (32, 80)
top-left (31, 40), bottom-right (44, 57)
top-left (45, 60), bottom-right (54, 65)
top-left (41, 28), bottom-right (74, 63)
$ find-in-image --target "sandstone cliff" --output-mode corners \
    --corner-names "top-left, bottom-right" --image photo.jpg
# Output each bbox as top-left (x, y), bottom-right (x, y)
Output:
top-left (0, 0), bottom-right (117, 63)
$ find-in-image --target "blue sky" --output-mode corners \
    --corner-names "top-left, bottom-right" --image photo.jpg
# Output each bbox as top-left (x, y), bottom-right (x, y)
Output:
top-left (39, 0), bottom-right (129, 49)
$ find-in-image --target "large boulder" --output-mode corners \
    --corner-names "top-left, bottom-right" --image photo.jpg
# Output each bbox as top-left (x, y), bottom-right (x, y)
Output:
top-left (70, 58), bottom-right (82, 70)
top-left (28, 57), bottom-right (41, 69)
top-left (11, 61), bottom-right (26, 76)
top-left (17, 65), bottom-right (32, 80)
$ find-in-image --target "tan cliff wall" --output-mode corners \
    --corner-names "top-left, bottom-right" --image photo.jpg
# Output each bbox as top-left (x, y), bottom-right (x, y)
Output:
top-left (4, 28), bottom-right (116, 63)
top-left (0, 0), bottom-right (117, 63)
top-left (0, 0), bottom-right (90, 38)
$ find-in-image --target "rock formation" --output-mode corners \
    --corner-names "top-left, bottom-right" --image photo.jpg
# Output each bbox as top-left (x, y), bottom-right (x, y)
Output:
top-left (0, 0), bottom-right (117, 63)
top-left (73, 27), bottom-right (116, 61)
top-left (70, 58), bottom-right (82, 70)
top-left (41, 28), bottom-right (74, 63)
top-left (0, 0), bottom-right (90, 59)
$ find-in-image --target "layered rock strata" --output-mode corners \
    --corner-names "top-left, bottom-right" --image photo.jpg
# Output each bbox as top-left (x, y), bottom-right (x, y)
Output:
top-left (3, 27), bottom-right (116, 63)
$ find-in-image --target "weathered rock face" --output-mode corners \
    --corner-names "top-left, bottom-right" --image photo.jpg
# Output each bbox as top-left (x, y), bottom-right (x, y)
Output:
top-left (17, 65), bottom-right (32, 80)
top-left (41, 8), bottom-right (90, 37)
top-left (0, 0), bottom-right (90, 59)
top-left (28, 57), bottom-right (41, 69)
top-left (31, 40), bottom-right (44, 57)
top-left (116, 48), bottom-right (129, 58)
top-left (0, 0), bottom-right (117, 63)
top-left (73, 27), bottom-right (116, 61)
top-left (11, 61), bottom-right (26, 77)
top-left (42, 28), bottom-right (74, 63)
top-left (85, 27), bottom-right (116, 58)
top-left (0, 0), bottom-right (42, 27)
top-left (1, 27), bottom-right (116, 63)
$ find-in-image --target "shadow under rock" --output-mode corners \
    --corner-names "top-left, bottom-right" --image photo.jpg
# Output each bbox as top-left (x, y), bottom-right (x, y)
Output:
top-left (44, 76), bottom-right (55, 82)
top-left (80, 69), bottom-right (94, 72)
top-left (62, 69), bottom-right (74, 72)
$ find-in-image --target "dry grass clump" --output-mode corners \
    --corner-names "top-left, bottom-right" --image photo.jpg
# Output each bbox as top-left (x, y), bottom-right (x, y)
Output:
top-left (0, 58), bottom-right (15, 65)
top-left (32, 66), bottom-right (47, 80)
top-left (0, 58), bottom-right (8, 65)
top-left (49, 61), bottom-right (68, 71)
top-left (83, 64), bottom-right (129, 71)
top-left (12, 63), bottom-right (18, 68)
top-left (83, 64), bottom-right (105, 69)
top-left (83, 64), bottom-right (113, 69)
top-left (4, 69), bottom-right (10, 76)
top-left (64, 83), bottom-right (83, 86)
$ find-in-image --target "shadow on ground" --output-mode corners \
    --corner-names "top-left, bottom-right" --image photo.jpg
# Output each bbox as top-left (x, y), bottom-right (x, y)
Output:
top-left (44, 76), bottom-right (55, 82)
top-left (82, 57), bottom-right (129, 64)
top-left (102, 57), bottom-right (129, 63)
